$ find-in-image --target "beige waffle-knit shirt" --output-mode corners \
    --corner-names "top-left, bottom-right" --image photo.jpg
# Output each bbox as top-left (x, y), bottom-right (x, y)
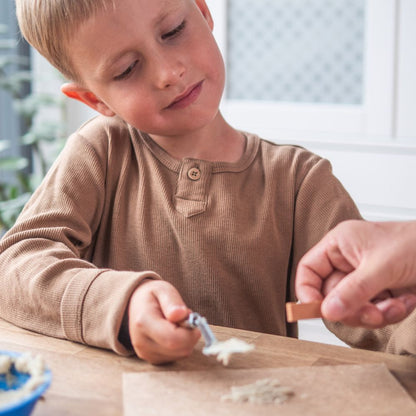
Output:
top-left (0, 115), bottom-right (410, 356)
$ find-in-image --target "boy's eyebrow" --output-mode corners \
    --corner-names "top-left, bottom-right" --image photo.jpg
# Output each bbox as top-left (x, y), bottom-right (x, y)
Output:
top-left (152, 2), bottom-right (183, 29)
top-left (154, 0), bottom-right (182, 24)
top-left (94, 1), bottom-right (182, 78)
top-left (154, 10), bottom-right (173, 26)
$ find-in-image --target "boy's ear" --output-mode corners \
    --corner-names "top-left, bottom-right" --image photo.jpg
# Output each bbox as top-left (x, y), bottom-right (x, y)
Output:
top-left (195, 0), bottom-right (214, 30)
top-left (61, 83), bottom-right (115, 117)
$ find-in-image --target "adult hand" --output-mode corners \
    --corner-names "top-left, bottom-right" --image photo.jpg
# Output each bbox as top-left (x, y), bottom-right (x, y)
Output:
top-left (295, 220), bottom-right (416, 328)
top-left (128, 280), bottom-right (200, 364)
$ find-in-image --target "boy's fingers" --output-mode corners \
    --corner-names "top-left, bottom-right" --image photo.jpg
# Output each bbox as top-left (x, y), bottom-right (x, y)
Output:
top-left (142, 319), bottom-right (200, 362)
top-left (133, 331), bottom-right (196, 364)
top-left (128, 281), bottom-right (200, 363)
top-left (166, 305), bottom-right (191, 323)
top-left (150, 282), bottom-right (190, 323)
top-left (130, 304), bottom-right (200, 363)
top-left (147, 283), bottom-right (201, 345)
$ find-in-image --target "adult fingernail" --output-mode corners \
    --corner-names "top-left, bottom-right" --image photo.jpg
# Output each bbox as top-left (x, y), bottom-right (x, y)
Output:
top-left (360, 307), bottom-right (384, 326)
top-left (403, 296), bottom-right (416, 312)
top-left (385, 306), bottom-right (402, 322)
top-left (361, 311), bottom-right (376, 325)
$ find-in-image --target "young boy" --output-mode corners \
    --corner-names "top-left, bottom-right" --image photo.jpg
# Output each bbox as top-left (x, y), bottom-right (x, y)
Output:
top-left (0, 0), bottom-right (400, 364)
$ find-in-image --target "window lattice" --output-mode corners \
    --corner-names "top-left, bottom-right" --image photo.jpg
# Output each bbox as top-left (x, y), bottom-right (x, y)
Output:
top-left (226, 0), bottom-right (365, 105)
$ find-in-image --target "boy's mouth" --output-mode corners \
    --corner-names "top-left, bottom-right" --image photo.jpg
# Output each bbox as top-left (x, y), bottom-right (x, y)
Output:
top-left (166, 81), bottom-right (203, 109)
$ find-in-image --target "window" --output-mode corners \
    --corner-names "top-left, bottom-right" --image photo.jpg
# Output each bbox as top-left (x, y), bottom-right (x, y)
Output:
top-left (226, 0), bottom-right (365, 106)
top-left (209, 0), bottom-right (416, 142)
top-left (0, 0), bottom-right (29, 169)
top-left (209, 0), bottom-right (416, 224)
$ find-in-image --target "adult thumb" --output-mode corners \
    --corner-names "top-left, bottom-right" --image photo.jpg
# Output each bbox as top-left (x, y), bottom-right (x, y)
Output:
top-left (322, 265), bottom-right (384, 321)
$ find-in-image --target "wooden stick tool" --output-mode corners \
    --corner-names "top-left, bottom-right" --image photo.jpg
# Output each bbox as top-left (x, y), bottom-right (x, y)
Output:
top-left (286, 301), bottom-right (323, 322)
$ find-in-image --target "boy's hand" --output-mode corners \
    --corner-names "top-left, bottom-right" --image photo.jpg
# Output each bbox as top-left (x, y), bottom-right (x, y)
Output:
top-left (128, 280), bottom-right (201, 364)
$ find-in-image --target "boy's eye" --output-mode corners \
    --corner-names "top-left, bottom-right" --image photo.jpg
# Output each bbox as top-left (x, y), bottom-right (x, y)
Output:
top-left (161, 20), bottom-right (186, 40)
top-left (114, 60), bottom-right (138, 81)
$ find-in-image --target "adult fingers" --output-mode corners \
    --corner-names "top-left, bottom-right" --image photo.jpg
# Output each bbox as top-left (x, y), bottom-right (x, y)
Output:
top-left (323, 294), bottom-right (416, 329)
top-left (375, 294), bottom-right (416, 325)
top-left (321, 263), bottom-right (386, 321)
top-left (329, 303), bottom-right (384, 328)
top-left (321, 270), bottom-right (347, 296)
top-left (295, 230), bottom-right (355, 303)
top-left (295, 243), bottom-right (334, 302)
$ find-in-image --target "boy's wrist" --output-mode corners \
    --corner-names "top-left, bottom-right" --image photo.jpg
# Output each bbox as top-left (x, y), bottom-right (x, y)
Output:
top-left (118, 310), bottom-right (133, 350)
top-left (118, 276), bottom-right (161, 350)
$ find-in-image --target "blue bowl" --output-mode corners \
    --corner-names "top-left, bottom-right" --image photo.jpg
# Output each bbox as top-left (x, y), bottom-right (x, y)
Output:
top-left (0, 350), bottom-right (52, 416)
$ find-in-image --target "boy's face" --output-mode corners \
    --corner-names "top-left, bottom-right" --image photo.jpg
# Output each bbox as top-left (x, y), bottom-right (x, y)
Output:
top-left (63, 0), bottom-right (225, 138)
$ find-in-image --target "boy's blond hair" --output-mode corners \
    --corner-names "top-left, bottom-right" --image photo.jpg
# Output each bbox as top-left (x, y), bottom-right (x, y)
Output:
top-left (15, 0), bottom-right (115, 82)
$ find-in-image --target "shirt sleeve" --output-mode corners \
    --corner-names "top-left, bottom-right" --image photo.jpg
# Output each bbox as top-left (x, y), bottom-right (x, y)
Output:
top-left (0, 125), bottom-right (160, 356)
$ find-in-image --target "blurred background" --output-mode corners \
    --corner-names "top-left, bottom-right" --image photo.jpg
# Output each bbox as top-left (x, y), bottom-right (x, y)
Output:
top-left (1, 0), bottom-right (415, 345)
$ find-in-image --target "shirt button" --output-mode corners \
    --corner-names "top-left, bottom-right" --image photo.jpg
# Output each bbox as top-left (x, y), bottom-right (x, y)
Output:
top-left (187, 167), bottom-right (201, 181)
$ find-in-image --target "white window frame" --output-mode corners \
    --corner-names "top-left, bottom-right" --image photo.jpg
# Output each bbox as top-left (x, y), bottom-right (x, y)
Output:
top-left (396, 0), bottom-right (416, 139)
top-left (208, 0), bottom-right (398, 142)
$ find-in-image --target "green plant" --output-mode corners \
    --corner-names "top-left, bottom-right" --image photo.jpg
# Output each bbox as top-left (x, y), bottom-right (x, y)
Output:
top-left (0, 23), bottom-right (65, 232)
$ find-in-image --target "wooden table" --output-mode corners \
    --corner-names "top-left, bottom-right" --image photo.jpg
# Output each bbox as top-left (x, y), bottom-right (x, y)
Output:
top-left (1, 318), bottom-right (416, 415)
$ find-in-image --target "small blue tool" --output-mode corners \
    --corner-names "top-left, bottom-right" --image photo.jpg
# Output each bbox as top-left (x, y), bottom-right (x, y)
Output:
top-left (184, 312), bottom-right (217, 348)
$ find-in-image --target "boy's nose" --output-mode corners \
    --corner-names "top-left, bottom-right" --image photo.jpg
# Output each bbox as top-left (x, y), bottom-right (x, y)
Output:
top-left (152, 52), bottom-right (185, 89)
